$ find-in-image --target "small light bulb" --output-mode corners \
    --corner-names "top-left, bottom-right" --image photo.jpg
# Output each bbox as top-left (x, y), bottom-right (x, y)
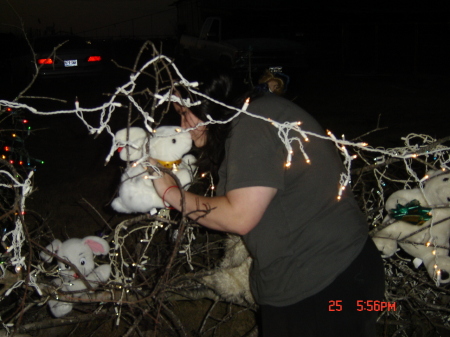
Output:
top-left (285, 161), bottom-right (291, 168)
top-left (242, 97), bottom-right (250, 111)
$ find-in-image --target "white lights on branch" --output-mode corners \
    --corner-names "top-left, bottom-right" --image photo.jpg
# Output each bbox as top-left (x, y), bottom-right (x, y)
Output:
top-left (2, 49), bottom-right (450, 324)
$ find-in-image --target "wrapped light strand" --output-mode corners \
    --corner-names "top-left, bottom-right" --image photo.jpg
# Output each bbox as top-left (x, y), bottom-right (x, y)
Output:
top-left (1, 170), bottom-right (33, 275)
top-left (3, 56), bottom-right (450, 184)
top-left (326, 130), bottom-right (357, 200)
top-left (273, 120), bottom-right (311, 168)
top-left (2, 55), bottom-right (450, 212)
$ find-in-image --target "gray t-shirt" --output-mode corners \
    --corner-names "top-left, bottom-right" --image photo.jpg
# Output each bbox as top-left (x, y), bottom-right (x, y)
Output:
top-left (217, 94), bottom-right (368, 306)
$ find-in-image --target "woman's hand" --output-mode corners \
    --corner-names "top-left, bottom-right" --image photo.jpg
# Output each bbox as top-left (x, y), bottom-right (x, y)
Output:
top-left (148, 158), bottom-right (177, 198)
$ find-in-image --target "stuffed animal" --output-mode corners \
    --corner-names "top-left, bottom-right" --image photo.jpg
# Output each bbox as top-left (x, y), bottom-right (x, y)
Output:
top-left (115, 127), bottom-right (150, 162)
top-left (111, 126), bottom-right (196, 214)
top-left (40, 236), bottom-right (111, 317)
top-left (372, 170), bottom-right (450, 284)
top-left (195, 234), bottom-right (254, 305)
top-left (171, 234), bottom-right (254, 306)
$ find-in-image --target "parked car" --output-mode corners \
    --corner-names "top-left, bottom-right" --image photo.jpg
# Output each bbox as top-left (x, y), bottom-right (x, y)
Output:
top-left (9, 34), bottom-right (105, 85)
top-left (30, 35), bottom-right (105, 78)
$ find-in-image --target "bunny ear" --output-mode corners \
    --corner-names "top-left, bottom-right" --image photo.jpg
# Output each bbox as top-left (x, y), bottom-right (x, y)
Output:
top-left (40, 239), bottom-right (62, 262)
top-left (82, 236), bottom-right (110, 255)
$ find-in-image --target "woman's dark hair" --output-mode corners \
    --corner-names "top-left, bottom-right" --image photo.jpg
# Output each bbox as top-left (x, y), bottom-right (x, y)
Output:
top-left (177, 65), bottom-right (243, 181)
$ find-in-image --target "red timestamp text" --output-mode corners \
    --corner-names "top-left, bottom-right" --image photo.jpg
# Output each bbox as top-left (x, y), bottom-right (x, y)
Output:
top-left (328, 300), bottom-right (344, 311)
top-left (356, 300), bottom-right (397, 311)
top-left (328, 300), bottom-right (397, 311)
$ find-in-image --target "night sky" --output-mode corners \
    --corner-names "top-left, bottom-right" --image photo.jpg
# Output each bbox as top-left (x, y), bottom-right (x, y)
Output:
top-left (2, 0), bottom-right (449, 38)
top-left (0, 0), bottom-right (175, 37)
top-left (1, 0), bottom-right (449, 76)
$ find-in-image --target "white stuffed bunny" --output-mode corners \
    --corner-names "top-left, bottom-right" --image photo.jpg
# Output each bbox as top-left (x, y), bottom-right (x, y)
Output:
top-left (115, 127), bottom-right (150, 162)
top-left (40, 236), bottom-right (111, 317)
top-left (373, 170), bottom-right (450, 284)
top-left (111, 126), bottom-right (196, 214)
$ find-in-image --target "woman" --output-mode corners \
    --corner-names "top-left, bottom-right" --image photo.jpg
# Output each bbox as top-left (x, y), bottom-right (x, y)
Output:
top-left (152, 71), bottom-right (385, 337)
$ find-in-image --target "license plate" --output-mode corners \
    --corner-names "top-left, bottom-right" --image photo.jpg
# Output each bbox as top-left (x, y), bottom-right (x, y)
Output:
top-left (64, 60), bottom-right (78, 67)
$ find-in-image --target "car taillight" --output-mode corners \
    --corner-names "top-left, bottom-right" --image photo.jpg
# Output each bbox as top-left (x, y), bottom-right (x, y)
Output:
top-left (87, 56), bottom-right (102, 62)
top-left (37, 58), bottom-right (53, 65)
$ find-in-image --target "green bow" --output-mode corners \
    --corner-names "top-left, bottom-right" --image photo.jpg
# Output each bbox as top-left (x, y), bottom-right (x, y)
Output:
top-left (390, 199), bottom-right (432, 225)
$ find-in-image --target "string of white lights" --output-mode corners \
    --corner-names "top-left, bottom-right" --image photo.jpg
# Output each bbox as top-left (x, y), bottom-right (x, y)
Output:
top-left (1, 169), bottom-right (33, 276)
top-left (3, 57), bottom-right (450, 199)
top-left (1, 52), bottom-right (450, 308)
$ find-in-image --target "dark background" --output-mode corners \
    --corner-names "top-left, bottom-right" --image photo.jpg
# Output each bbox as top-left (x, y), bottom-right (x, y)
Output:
top-left (1, 0), bottom-right (449, 246)
top-left (1, 2), bottom-right (450, 335)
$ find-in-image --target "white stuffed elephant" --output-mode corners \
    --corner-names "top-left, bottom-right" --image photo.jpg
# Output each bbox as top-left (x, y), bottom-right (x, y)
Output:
top-left (373, 170), bottom-right (450, 284)
top-left (40, 236), bottom-right (111, 317)
top-left (111, 126), bottom-right (196, 213)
